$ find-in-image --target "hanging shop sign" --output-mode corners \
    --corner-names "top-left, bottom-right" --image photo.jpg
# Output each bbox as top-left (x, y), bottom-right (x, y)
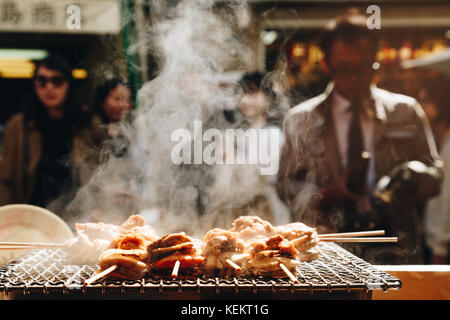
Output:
top-left (0, 0), bottom-right (120, 34)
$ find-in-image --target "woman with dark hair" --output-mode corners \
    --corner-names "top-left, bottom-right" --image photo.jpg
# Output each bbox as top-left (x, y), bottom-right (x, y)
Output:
top-left (69, 76), bottom-right (134, 224)
top-left (92, 77), bottom-right (132, 124)
top-left (0, 54), bottom-right (90, 216)
top-left (226, 71), bottom-right (288, 128)
top-left (73, 76), bottom-right (132, 186)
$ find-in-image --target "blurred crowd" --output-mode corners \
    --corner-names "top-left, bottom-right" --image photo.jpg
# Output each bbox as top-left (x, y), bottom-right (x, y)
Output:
top-left (0, 55), bottom-right (133, 216)
top-left (0, 9), bottom-right (449, 266)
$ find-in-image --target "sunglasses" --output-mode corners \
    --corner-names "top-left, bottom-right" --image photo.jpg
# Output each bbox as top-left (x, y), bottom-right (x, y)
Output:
top-left (34, 75), bottom-right (67, 88)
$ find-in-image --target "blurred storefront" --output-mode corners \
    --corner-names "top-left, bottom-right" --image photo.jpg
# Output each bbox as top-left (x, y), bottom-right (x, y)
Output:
top-left (247, 0), bottom-right (450, 103)
top-left (0, 0), bottom-right (129, 129)
top-left (1, 0), bottom-right (449, 123)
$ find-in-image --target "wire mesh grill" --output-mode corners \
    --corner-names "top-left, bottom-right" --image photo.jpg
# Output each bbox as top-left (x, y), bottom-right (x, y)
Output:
top-left (0, 242), bottom-right (401, 297)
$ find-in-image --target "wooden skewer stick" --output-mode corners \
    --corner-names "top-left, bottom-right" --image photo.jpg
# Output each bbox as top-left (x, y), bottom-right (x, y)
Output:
top-left (0, 242), bottom-right (64, 248)
top-left (0, 246), bottom-right (36, 250)
top-left (225, 259), bottom-right (241, 272)
top-left (319, 237), bottom-right (398, 243)
top-left (84, 265), bottom-right (118, 286)
top-left (172, 260), bottom-right (181, 278)
top-left (290, 235), bottom-right (309, 248)
top-left (0, 244), bottom-right (65, 250)
top-left (319, 230), bottom-right (385, 238)
top-left (278, 262), bottom-right (299, 283)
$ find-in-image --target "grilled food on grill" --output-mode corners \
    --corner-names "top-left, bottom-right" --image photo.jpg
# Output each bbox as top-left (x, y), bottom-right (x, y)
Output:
top-left (245, 235), bottom-right (300, 278)
top-left (75, 214), bottom-right (324, 282)
top-left (64, 233), bottom-right (111, 265)
top-left (109, 233), bottom-right (149, 250)
top-left (147, 232), bottom-right (205, 276)
top-left (274, 222), bottom-right (317, 243)
top-left (229, 216), bottom-right (321, 262)
top-left (98, 248), bottom-right (149, 280)
top-left (119, 215), bottom-right (159, 242)
top-left (63, 215), bottom-right (158, 265)
top-left (274, 222), bottom-right (320, 262)
top-left (75, 215), bottom-right (158, 242)
top-left (120, 215), bottom-right (146, 230)
top-left (74, 221), bottom-right (122, 242)
top-left (229, 215), bottom-right (275, 240)
top-left (201, 228), bottom-right (250, 276)
top-left (98, 233), bottom-right (150, 280)
top-left (63, 220), bottom-right (122, 265)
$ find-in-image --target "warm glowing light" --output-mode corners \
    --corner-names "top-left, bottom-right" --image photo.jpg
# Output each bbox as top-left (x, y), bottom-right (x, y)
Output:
top-left (1, 70), bottom-right (34, 78)
top-left (291, 43), bottom-right (305, 57)
top-left (388, 48), bottom-right (397, 60)
top-left (376, 50), bottom-right (385, 61)
top-left (0, 58), bottom-right (35, 78)
top-left (413, 48), bottom-right (428, 59)
top-left (72, 68), bottom-right (88, 79)
top-left (308, 45), bottom-right (324, 63)
top-left (431, 42), bottom-right (447, 54)
top-left (399, 46), bottom-right (412, 60)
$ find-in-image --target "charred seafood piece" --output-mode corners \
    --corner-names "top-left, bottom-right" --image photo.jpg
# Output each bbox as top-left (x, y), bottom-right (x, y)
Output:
top-left (229, 215), bottom-right (275, 240)
top-left (97, 233), bottom-right (150, 280)
top-left (201, 228), bottom-right (250, 276)
top-left (245, 235), bottom-right (300, 278)
top-left (98, 248), bottom-right (149, 280)
top-left (274, 222), bottom-right (320, 261)
top-left (147, 232), bottom-right (205, 277)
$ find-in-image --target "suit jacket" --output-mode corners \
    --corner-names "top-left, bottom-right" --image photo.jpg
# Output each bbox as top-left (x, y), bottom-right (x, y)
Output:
top-left (276, 83), bottom-right (443, 237)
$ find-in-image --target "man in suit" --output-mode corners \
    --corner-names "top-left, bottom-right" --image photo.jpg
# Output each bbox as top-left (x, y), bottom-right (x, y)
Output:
top-left (276, 11), bottom-right (443, 264)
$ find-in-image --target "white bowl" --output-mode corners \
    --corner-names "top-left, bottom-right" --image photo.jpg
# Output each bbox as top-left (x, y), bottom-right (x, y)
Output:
top-left (0, 204), bottom-right (74, 266)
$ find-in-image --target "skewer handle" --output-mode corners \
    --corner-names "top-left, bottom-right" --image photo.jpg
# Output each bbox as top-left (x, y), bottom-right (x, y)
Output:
top-left (0, 245), bottom-right (64, 250)
top-left (84, 265), bottom-right (118, 286)
top-left (172, 260), bottom-right (181, 278)
top-left (320, 237), bottom-right (398, 243)
top-left (0, 246), bottom-right (36, 250)
top-left (0, 242), bottom-right (64, 248)
top-left (225, 259), bottom-right (241, 272)
top-left (278, 262), bottom-right (299, 283)
top-left (319, 230), bottom-right (385, 238)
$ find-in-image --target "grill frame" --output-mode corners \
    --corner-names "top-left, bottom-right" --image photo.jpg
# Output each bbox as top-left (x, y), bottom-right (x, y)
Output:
top-left (0, 242), bottom-right (401, 299)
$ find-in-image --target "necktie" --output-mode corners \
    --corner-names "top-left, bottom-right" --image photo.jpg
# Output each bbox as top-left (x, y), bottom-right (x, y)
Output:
top-left (346, 105), bottom-right (368, 194)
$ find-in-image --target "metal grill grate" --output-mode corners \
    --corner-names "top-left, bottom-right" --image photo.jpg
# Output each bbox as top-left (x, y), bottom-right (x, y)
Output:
top-left (0, 242), bottom-right (401, 297)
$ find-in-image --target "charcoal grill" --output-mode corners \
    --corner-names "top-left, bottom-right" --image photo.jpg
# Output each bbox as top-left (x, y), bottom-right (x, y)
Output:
top-left (0, 242), bottom-right (401, 300)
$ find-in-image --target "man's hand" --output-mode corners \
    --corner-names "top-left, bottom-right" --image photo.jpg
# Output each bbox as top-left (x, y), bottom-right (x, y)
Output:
top-left (318, 165), bottom-right (358, 206)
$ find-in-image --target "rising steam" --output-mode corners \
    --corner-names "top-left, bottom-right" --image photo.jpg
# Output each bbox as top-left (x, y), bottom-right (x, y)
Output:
top-left (64, 0), bottom-right (290, 237)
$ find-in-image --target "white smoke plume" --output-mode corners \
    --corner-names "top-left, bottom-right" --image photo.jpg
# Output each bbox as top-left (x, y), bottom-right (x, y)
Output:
top-left (66, 0), bottom-right (291, 237)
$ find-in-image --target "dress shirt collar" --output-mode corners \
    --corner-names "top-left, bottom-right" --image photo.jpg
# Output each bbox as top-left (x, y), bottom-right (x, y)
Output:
top-left (331, 87), bottom-right (376, 120)
top-left (331, 89), bottom-right (352, 114)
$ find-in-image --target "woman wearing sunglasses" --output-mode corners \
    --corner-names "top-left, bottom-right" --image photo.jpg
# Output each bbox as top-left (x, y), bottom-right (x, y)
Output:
top-left (0, 54), bottom-right (90, 219)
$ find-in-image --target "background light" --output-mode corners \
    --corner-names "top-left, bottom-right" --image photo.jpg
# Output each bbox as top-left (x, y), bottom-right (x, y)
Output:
top-left (445, 30), bottom-right (450, 39)
top-left (0, 58), bottom-right (35, 78)
top-left (261, 30), bottom-right (278, 46)
top-left (0, 49), bottom-right (48, 60)
top-left (72, 68), bottom-right (88, 79)
top-left (0, 49), bottom-right (49, 79)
